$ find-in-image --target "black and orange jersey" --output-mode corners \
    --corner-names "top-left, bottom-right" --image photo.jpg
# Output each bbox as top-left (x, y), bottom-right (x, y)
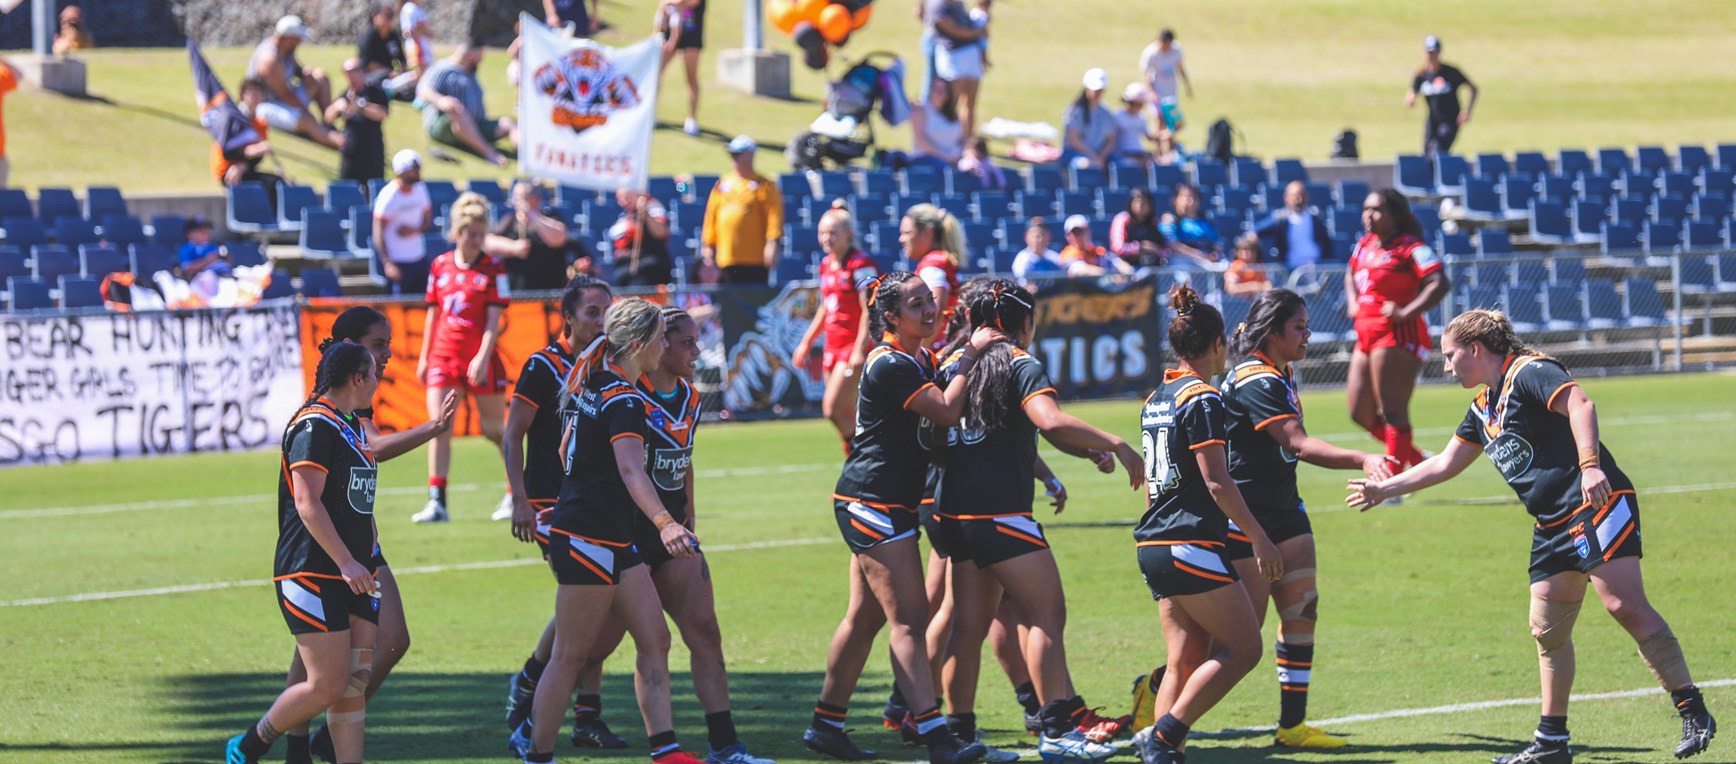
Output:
top-left (1134, 370), bottom-right (1231, 545)
top-left (835, 337), bottom-right (938, 509)
top-left (511, 340), bottom-right (576, 503)
top-left (1223, 352), bottom-right (1303, 512)
top-left (634, 375), bottom-right (701, 528)
top-left (276, 398), bottom-right (377, 579)
top-left (934, 345), bottom-right (1057, 519)
top-left (1454, 355), bottom-right (1634, 528)
top-left (551, 365), bottom-right (649, 545)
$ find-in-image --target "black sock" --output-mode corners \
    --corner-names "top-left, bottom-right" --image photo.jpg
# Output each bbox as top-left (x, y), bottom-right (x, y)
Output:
top-left (1038, 696), bottom-right (1086, 738)
top-left (239, 726), bottom-right (272, 759)
top-left (574, 693), bottom-right (602, 720)
top-left (649, 730), bottom-right (680, 759)
top-left (813, 701), bottom-right (848, 730)
top-left (886, 685), bottom-right (908, 712)
top-left (1536, 715), bottom-right (1569, 743)
top-left (1673, 686), bottom-right (1707, 717)
top-left (705, 710), bottom-right (739, 751)
top-left (523, 655), bottom-right (548, 683)
top-left (946, 712), bottom-right (977, 740)
top-left (911, 706), bottom-right (946, 737)
top-left (1276, 641), bottom-right (1314, 729)
top-left (526, 752), bottom-right (554, 764)
top-left (1152, 714), bottom-right (1190, 750)
top-left (1014, 681), bottom-right (1040, 715)
top-left (284, 733), bottom-right (310, 762)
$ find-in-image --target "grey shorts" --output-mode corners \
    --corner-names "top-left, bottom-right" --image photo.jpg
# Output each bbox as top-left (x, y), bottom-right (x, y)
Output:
top-left (255, 86), bottom-right (311, 131)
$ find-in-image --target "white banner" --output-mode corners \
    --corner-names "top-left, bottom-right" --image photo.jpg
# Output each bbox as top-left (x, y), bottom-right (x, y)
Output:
top-left (518, 15), bottom-right (661, 192)
top-left (0, 304), bottom-right (305, 466)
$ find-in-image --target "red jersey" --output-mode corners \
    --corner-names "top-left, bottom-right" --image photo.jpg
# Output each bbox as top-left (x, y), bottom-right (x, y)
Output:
top-left (915, 250), bottom-right (960, 313)
top-left (1349, 233), bottom-right (1443, 321)
top-left (425, 250), bottom-right (510, 358)
top-left (819, 251), bottom-right (881, 350)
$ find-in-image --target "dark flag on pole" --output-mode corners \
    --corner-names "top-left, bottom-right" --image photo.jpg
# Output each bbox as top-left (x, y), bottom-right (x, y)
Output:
top-left (188, 41), bottom-right (261, 153)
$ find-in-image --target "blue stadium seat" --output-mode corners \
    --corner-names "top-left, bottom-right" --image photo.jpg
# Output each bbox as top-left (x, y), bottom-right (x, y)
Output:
top-left (8, 277), bottom-right (52, 310)
top-left (1333, 180), bottom-right (1370, 208)
top-left (1474, 153), bottom-right (1510, 179)
top-left (862, 170), bottom-right (899, 196)
top-left (775, 253), bottom-right (813, 284)
top-left (54, 217), bottom-right (101, 247)
top-left (259, 270), bottom-right (294, 300)
top-left (1623, 278), bottom-right (1668, 326)
top-left (1109, 163), bottom-right (1148, 190)
top-left (1596, 148), bottom-right (1632, 175)
top-left (904, 167), bottom-right (943, 196)
top-left (36, 188), bottom-right (81, 225)
top-left (949, 168), bottom-right (985, 195)
top-left (1514, 151), bottom-right (1550, 178)
top-left (687, 174), bottom-right (718, 201)
top-left (1191, 160), bottom-right (1229, 190)
top-left (1656, 172), bottom-right (1695, 199)
top-left (325, 181), bottom-right (367, 215)
top-left (1024, 164), bottom-right (1064, 195)
top-left (1499, 176), bottom-right (1535, 218)
top-left (32, 244), bottom-right (79, 281)
top-left (851, 194), bottom-right (892, 224)
top-left (1650, 195), bottom-right (1688, 225)
top-left (129, 243), bottom-right (176, 278)
top-left (1327, 207), bottom-right (1361, 238)
top-left (1618, 170), bottom-right (1657, 199)
top-left (1575, 172), bottom-right (1617, 202)
top-left (59, 276), bottom-right (103, 308)
top-left (1641, 222), bottom-right (1681, 254)
top-left (810, 171), bottom-right (850, 200)
top-left (644, 177), bottom-right (679, 203)
top-left (1432, 154), bottom-right (1469, 195)
top-left (801, 196), bottom-right (834, 227)
top-left (1585, 280), bottom-right (1623, 328)
top-left (671, 200), bottom-right (706, 230)
top-left (784, 226), bottom-right (821, 260)
top-left (150, 214), bottom-right (188, 246)
top-left (1515, 260), bottom-right (1549, 286)
top-left (1230, 157), bottom-right (1268, 188)
top-left (1272, 159), bottom-right (1308, 186)
top-left (276, 185), bottom-right (320, 231)
top-left (1211, 213), bottom-right (1245, 237)
top-left (1679, 254), bottom-right (1716, 294)
top-left (1503, 286), bottom-right (1545, 333)
top-left (933, 193), bottom-right (972, 221)
top-left (1149, 165), bottom-right (1186, 193)
top-left (1012, 190), bottom-right (1055, 220)
top-left (995, 219), bottom-right (1026, 251)
top-left (299, 268), bottom-right (342, 298)
top-left (867, 248), bottom-right (898, 275)
top-left (0, 245), bottom-right (27, 282)
top-left (1479, 229), bottom-right (1513, 256)
top-left (1720, 254), bottom-right (1736, 291)
top-left (868, 221), bottom-right (900, 253)
top-left (423, 180), bottom-right (460, 211)
top-left (1055, 191), bottom-right (1093, 219)
top-left (1474, 260), bottom-right (1511, 288)
top-left (972, 191), bottom-right (1012, 221)
top-left (1716, 144), bottom-right (1736, 170)
top-left (300, 209), bottom-right (350, 259)
top-left (1552, 257), bottom-right (1586, 285)
top-left (1536, 175), bottom-right (1575, 203)
top-left (1460, 178), bottom-right (1504, 222)
top-left (1635, 146), bottom-right (1671, 174)
top-left (0, 188), bottom-right (29, 219)
top-left (100, 216), bottom-right (148, 247)
top-left (1545, 284), bottom-right (1586, 330)
top-left (1608, 197), bottom-right (1648, 225)
top-left (1685, 221), bottom-right (1723, 250)
top-left (227, 183), bottom-right (279, 234)
top-left (1530, 201), bottom-right (1575, 246)
top-left (84, 187), bottom-right (128, 221)
top-left (3, 216), bottom-right (47, 250)
top-left (79, 245), bottom-right (129, 278)
top-left (1069, 166), bottom-right (1107, 192)
top-left (227, 241), bottom-right (267, 268)
top-left (1219, 294), bottom-right (1255, 327)
top-left (1311, 282), bottom-right (1352, 339)
top-left (1259, 185), bottom-right (1286, 212)
top-left (962, 221), bottom-right (996, 256)
top-left (1214, 189), bottom-right (1254, 218)
top-left (1693, 192), bottom-right (1731, 223)
top-left (1600, 222), bottom-right (1640, 254)
top-left (1556, 150), bottom-right (1593, 178)
top-left (1438, 232), bottom-right (1474, 259)
top-left (1462, 285), bottom-right (1501, 313)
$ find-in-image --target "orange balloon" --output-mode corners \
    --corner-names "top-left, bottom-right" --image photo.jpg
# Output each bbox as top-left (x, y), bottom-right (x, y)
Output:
top-left (794, 0), bottom-right (829, 25)
top-left (850, 3), bottom-right (873, 30)
top-left (767, 0), bottom-right (800, 35)
top-left (817, 4), bottom-right (852, 44)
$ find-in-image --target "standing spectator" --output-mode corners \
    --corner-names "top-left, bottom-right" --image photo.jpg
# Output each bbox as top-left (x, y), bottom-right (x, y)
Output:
top-left (1058, 214), bottom-right (1132, 277)
top-left (1138, 28), bottom-right (1191, 131)
top-left (358, 2), bottom-right (414, 99)
top-left (418, 43), bottom-right (518, 167)
top-left (1011, 216), bottom-right (1065, 285)
top-left (0, 58), bottom-right (17, 188)
top-left (328, 59), bottom-right (391, 183)
top-left (487, 181), bottom-right (572, 292)
top-left (957, 135), bottom-right (1005, 190)
top-left (925, 0), bottom-right (986, 138)
top-left (701, 136), bottom-right (783, 286)
top-left (1255, 180), bottom-right (1333, 270)
top-left (52, 5), bottom-right (94, 55)
top-left (1109, 187), bottom-right (1169, 270)
top-left (545, 0), bottom-right (602, 35)
top-left (1111, 84), bottom-right (1155, 166)
top-left (371, 150), bottom-right (434, 294)
top-left (1406, 35), bottom-right (1478, 158)
top-left (246, 16), bottom-right (342, 150)
top-left (909, 78), bottom-right (965, 170)
top-left (1062, 69), bottom-right (1118, 170)
top-left (211, 78), bottom-right (282, 201)
top-left (1224, 234), bottom-right (1272, 296)
top-left (606, 188), bottom-right (675, 287)
top-left (657, 0), bottom-right (707, 136)
top-left (1159, 183), bottom-right (1223, 268)
top-left (400, 0), bottom-right (435, 83)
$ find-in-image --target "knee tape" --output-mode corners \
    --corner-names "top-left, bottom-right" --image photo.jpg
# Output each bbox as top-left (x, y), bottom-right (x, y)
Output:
top-left (1637, 627), bottom-right (1693, 690)
top-left (1530, 595), bottom-right (1581, 674)
top-left (327, 709), bottom-right (366, 724)
top-left (1277, 589), bottom-right (1319, 623)
top-left (1276, 567), bottom-right (1316, 585)
top-left (345, 648), bottom-right (374, 698)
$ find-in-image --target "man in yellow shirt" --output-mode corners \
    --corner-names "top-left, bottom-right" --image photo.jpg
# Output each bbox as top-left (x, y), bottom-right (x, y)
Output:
top-left (701, 135), bottom-right (784, 285)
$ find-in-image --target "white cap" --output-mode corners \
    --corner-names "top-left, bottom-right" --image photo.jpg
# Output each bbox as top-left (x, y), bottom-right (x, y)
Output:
top-left (1121, 83), bottom-right (1146, 103)
top-left (392, 149), bottom-right (421, 174)
top-left (1082, 68), bottom-right (1108, 91)
top-left (1423, 35), bottom-right (1441, 52)
top-left (1063, 214), bottom-right (1090, 232)
top-left (727, 135), bottom-right (757, 154)
top-left (276, 15), bottom-right (309, 39)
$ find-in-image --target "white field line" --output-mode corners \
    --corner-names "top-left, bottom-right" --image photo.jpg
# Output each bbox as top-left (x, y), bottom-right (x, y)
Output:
top-left (0, 536), bottom-right (834, 608)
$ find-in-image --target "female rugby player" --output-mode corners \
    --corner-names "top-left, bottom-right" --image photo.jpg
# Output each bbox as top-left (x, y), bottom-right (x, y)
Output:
top-left (1129, 285), bottom-right (1281, 764)
top-left (1348, 309), bottom-right (1715, 764)
top-left (1219, 288), bottom-right (1393, 750)
top-left (899, 204), bottom-right (967, 343)
top-left (793, 203), bottom-right (880, 452)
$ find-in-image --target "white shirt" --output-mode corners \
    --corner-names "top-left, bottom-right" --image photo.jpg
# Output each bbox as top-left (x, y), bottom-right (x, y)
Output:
top-left (1011, 247), bottom-right (1064, 280)
top-left (372, 181), bottom-right (432, 264)
top-left (1139, 43), bottom-right (1185, 100)
top-left (1284, 210), bottom-right (1322, 269)
top-left (399, 1), bottom-right (428, 35)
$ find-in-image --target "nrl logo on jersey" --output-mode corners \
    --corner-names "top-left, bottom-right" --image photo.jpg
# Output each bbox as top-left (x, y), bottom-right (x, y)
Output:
top-left (348, 466), bottom-right (378, 513)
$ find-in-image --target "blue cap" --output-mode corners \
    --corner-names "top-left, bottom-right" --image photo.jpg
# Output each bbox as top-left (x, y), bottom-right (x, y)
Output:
top-left (726, 135), bottom-right (757, 154)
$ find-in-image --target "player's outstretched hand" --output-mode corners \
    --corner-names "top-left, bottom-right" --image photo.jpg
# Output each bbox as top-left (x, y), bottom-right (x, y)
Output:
top-left (1113, 442), bottom-right (1145, 490)
top-left (340, 558), bottom-right (377, 596)
top-left (1362, 454), bottom-right (1400, 481)
top-left (661, 523), bottom-right (698, 559)
top-left (1346, 478), bottom-right (1387, 512)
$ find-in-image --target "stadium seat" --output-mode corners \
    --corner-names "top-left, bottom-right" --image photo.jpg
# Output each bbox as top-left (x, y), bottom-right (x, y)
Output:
top-left (423, 180), bottom-right (460, 211)
top-left (1684, 221), bottom-right (1723, 251)
top-left (1021, 164), bottom-right (1061, 195)
top-left (1460, 178), bottom-right (1504, 222)
top-left (0, 245), bottom-right (27, 282)
top-left (79, 245), bottom-right (129, 278)
top-left (1503, 286), bottom-right (1545, 333)
top-left (1691, 194), bottom-right (1729, 222)
top-left (84, 187), bottom-right (128, 221)
top-left (2, 216), bottom-right (47, 250)
top-left (100, 216), bottom-right (148, 247)
top-left (1600, 222), bottom-right (1640, 254)
top-left (850, 194), bottom-right (892, 225)
top-left (1635, 146), bottom-right (1671, 173)
top-left (344, 207), bottom-right (373, 258)
top-left (1109, 162), bottom-right (1148, 190)
top-left (1056, 191), bottom-right (1093, 219)
top-left (150, 214), bottom-right (188, 246)
top-left (1618, 170), bottom-right (1658, 199)
top-left (861, 169), bottom-right (898, 196)
top-left (275, 185), bottom-right (320, 231)
top-left (1584, 280), bottom-right (1623, 328)
top-left (1499, 176), bottom-right (1535, 218)
top-left (1556, 149), bottom-right (1593, 178)
top-left (985, 246), bottom-right (1016, 275)
top-left (1717, 254), bottom-right (1736, 291)
top-left (1536, 175), bottom-right (1575, 203)
top-left (325, 181), bottom-right (367, 215)
top-left (1150, 165), bottom-right (1186, 193)
top-left (644, 177), bottom-right (679, 203)
top-left (227, 241), bottom-right (267, 268)
top-left (774, 253), bottom-right (813, 284)
top-left (1191, 160), bottom-right (1229, 190)
top-left (867, 248), bottom-right (898, 275)
top-left (1715, 144), bottom-right (1736, 170)
top-left (934, 193), bottom-right (972, 221)
top-left (8, 277), bottom-right (52, 310)
top-left (36, 188), bottom-right (81, 225)
top-left (0, 188), bottom-right (29, 219)
top-left (1272, 159), bottom-right (1308, 186)
top-left (299, 268), bottom-right (342, 298)
top-left (32, 244), bottom-right (78, 281)
top-left (995, 219), bottom-right (1026, 251)
top-left (1515, 260), bottom-right (1550, 286)
top-left (784, 226), bottom-right (821, 260)
top-left (904, 167), bottom-right (943, 196)
top-left (1679, 255), bottom-right (1716, 294)
top-left (1552, 257), bottom-right (1586, 285)
top-left (1310, 285), bottom-right (1352, 340)
top-left (1433, 154), bottom-right (1470, 195)
top-left (1655, 172), bottom-right (1695, 200)
top-left (226, 183), bottom-right (279, 234)
top-left (1575, 172), bottom-right (1618, 202)
top-left (54, 217), bottom-right (101, 247)
top-left (1333, 180), bottom-right (1370, 208)
top-left (1514, 151), bottom-right (1551, 178)
top-left (1230, 157), bottom-right (1268, 188)
top-left (130, 243), bottom-right (176, 278)
top-left (1219, 294), bottom-right (1255, 327)
top-left (1623, 278), bottom-right (1669, 326)
top-left (668, 200), bottom-right (705, 230)
top-left (1478, 229), bottom-right (1513, 256)
top-left (1214, 188), bottom-right (1253, 218)
top-left (686, 174), bottom-right (718, 201)
top-left (1258, 185), bottom-right (1286, 212)
top-left (258, 269), bottom-right (294, 300)
top-left (1069, 166), bottom-right (1107, 192)
top-left (963, 221), bottom-right (996, 254)
top-left (1641, 222), bottom-right (1681, 254)
top-left (867, 221), bottom-right (900, 253)
top-left (1210, 213), bottom-right (1244, 238)
top-left (971, 191), bottom-right (1012, 221)
top-left (1328, 207), bottom-right (1361, 238)
top-left (1596, 148), bottom-right (1632, 175)
top-left (59, 276), bottom-right (103, 308)
top-left (1544, 284), bottom-right (1586, 330)
top-left (299, 210), bottom-right (350, 259)
top-left (1462, 285), bottom-right (1501, 313)
top-left (949, 168), bottom-right (985, 195)
top-left (800, 196), bottom-right (833, 227)
top-left (1438, 232), bottom-right (1474, 259)
top-left (1529, 201), bottom-right (1575, 246)
top-left (1474, 260), bottom-right (1511, 288)
top-left (1474, 153), bottom-right (1510, 179)
top-left (1650, 195), bottom-right (1688, 226)
top-left (1608, 197), bottom-right (1648, 225)
top-left (815, 172), bottom-right (854, 200)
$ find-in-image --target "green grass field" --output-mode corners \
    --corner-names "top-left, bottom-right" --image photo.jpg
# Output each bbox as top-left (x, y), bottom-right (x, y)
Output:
top-left (2, 372), bottom-right (1734, 763)
top-left (7, 0), bottom-right (1736, 192)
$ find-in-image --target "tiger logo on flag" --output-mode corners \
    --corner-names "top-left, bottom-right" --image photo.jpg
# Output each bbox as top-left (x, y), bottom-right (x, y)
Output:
top-left (532, 48), bottom-right (643, 132)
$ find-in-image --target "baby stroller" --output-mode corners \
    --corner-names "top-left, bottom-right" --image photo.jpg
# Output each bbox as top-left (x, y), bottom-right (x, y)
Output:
top-left (787, 52), bottom-right (905, 172)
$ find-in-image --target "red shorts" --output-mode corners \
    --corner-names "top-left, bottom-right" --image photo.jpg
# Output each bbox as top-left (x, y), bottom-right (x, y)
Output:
top-left (1354, 315), bottom-right (1431, 360)
top-left (425, 351), bottom-right (508, 394)
top-left (821, 342), bottom-right (855, 375)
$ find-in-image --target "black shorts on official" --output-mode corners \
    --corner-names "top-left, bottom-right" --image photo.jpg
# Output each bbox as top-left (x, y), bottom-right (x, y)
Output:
top-left (1529, 492), bottom-right (1642, 584)
top-left (549, 531), bottom-right (643, 586)
top-left (933, 513), bottom-right (1051, 568)
top-left (834, 498), bottom-right (920, 554)
top-left (277, 573), bottom-right (381, 635)
top-left (1223, 502), bottom-right (1314, 561)
top-left (1137, 542), bottom-right (1239, 600)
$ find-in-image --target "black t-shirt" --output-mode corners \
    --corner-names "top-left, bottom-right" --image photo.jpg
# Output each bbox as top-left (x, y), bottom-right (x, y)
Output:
top-left (633, 376), bottom-right (701, 533)
top-left (339, 83), bottom-right (389, 161)
top-left (1412, 64), bottom-right (1470, 122)
top-left (495, 210), bottom-right (571, 292)
top-left (358, 27), bottom-right (406, 74)
top-left (1134, 370), bottom-right (1231, 544)
top-left (552, 366), bottom-right (649, 543)
top-left (511, 341), bottom-right (575, 502)
top-left (835, 339), bottom-right (938, 508)
top-left (1454, 356), bottom-right (1634, 528)
top-left (1123, 216), bottom-right (1169, 269)
top-left (1223, 353), bottom-right (1303, 512)
top-left (934, 346), bottom-right (1056, 517)
top-left (276, 399), bottom-right (377, 577)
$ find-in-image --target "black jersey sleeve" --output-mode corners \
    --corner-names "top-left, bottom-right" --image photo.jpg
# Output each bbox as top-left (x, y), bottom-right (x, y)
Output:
top-left (285, 417), bottom-right (338, 473)
top-left (1514, 359), bottom-right (1577, 414)
top-left (1241, 375), bottom-right (1300, 432)
top-left (1012, 354), bottom-right (1056, 406)
top-left (1456, 406), bottom-right (1486, 447)
top-left (1442, 64), bottom-right (1469, 88)
top-left (1178, 390), bottom-right (1229, 451)
top-left (513, 355), bottom-right (562, 410)
top-left (601, 390), bottom-right (650, 444)
top-left (869, 352), bottom-right (935, 411)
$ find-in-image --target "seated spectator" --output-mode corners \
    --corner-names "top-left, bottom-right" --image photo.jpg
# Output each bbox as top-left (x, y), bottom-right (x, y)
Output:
top-left (211, 78), bottom-right (283, 203)
top-left (1011, 216), bottom-right (1064, 285)
top-left (487, 181), bottom-right (572, 292)
top-left (327, 59), bottom-right (390, 182)
top-left (1062, 68), bottom-right (1118, 169)
top-left (371, 150), bottom-right (433, 294)
top-left (177, 217), bottom-right (231, 278)
top-left (1158, 183), bottom-right (1222, 268)
top-left (246, 16), bottom-right (342, 149)
top-left (909, 78), bottom-right (966, 170)
top-left (1111, 83), bottom-right (1154, 166)
top-left (1152, 127), bottom-right (1182, 166)
top-left (1109, 186), bottom-right (1168, 270)
top-left (401, 0), bottom-right (435, 82)
top-left (52, 5), bottom-right (93, 55)
top-left (1254, 179), bottom-right (1333, 270)
top-left (1224, 233), bottom-right (1272, 296)
top-left (957, 135), bottom-right (1006, 190)
top-left (418, 42), bottom-right (518, 167)
top-left (358, 2), bottom-right (415, 100)
top-left (608, 189), bottom-right (675, 287)
top-left (1058, 214), bottom-right (1133, 277)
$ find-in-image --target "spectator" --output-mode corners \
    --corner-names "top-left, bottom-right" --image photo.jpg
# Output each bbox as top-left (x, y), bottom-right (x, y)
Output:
top-left (1152, 126), bottom-right (1182, 166)
top-left (371, 150), bottom-right (434, 294)
top-left (211, 78), bottom-right (282, 201)
top-left (701, 135), bottom-right (783, 285)
top-left (0, 58), bottom-right (16, 188)
top-left (657, 0), bottom-right (707, 136)
top-left (1406, 35), bottom-right (1478, 158)
top-left (487, 181), bottom-right (572, 292)
top-left (1058, 214), bottom-right (1132, 277)
top-left (1224, 233), bottom-right (1272, 296)
top-left (545, 0), bottom-right (603, 35)
top-left (957, 135), bottom-right (1006, 190)
top-left (358, 2), bottom-right (413, 99)
top-left (1109, 186), bottom-right (1169, 270)
top-left (1158, 183), bottom-right (1223, 268)
top-left (925, 0), bottom-right (986, 138)
top-left (1255, 180), bottom-right (1333, 270)
top-left (418, 42), bottom-right (518, 167)
top-left (177, 217), bottom-right (231, 278)
top-left (605, 188), bottom-right (674, 287)
top-left (52, 5), bottom-right (94, 55)
top-left (328, 59), bottom-right (391, 183)
top-left (909, 78), bottom-right (965, 170)
top-left (400, 0), bottom-right (435, 82)
top-left (1139, 28), bottom-right (1191, 131)
top-left (1062, 68), bottom-right (1118, 169)
top-left (246, 16), bottom-right (342, 150)
top-left (1010, 216), bottom-right (1065, 285)
top-left (1111, 83), bottom-right (1155, 166)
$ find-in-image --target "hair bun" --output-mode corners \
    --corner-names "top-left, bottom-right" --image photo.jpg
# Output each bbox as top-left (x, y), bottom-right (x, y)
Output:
top-left (1169, 284), bottom-right (1199, 315)
top-left (317, 337), bottom-right (336, 352)
top-left (830, 198), bottom-right (848, 210)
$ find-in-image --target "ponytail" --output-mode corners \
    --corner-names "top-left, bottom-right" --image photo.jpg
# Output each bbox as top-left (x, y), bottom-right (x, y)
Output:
top-left (904, 203), bottom-right (966, 267)
top-left (560, 298), bottom-right (665, 406)
top-left (939, 276), bottom-right (993, 359)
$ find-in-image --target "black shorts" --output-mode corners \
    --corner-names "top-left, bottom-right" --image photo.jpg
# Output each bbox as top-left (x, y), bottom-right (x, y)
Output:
top-left (631, 523), bottom-right (698, 572)
top-left (1137, 542), bottom-right (1238, 600)
top-left (921, 500), bottom-right (947, 557)
top-left (548, 531), bottom-right (643, 586)
top-left (1529, 492), bottom-right (1642, 584)
top-left (370, 542), bottom-right (388, 569)
top-left (835, 497), bottom-right (920, 554)
top-left (531, 499), bottom-right (556, 557)
top-left (1425, 118), bottom-right (1460, 156)
top-left (931, 513), bottom-right (1050, 568)
top-left (674, 28), bottom-right (705, 50)
top-left (1223, 502), bottom-right (1314, 561)
top-left (277, 573), bottom-right (381, 635)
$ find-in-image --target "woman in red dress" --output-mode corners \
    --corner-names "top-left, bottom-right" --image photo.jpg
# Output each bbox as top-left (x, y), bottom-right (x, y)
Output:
top-left (793, 203), bottom-right (882, 452)
top-left (898, 203), bottom-right (967, 346)
top-left (1344, 188), bottom-right (1450, 470)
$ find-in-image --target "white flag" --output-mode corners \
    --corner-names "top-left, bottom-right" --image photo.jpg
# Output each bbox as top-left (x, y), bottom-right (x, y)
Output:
top-left (517, 14), bottom-right (661, 192)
